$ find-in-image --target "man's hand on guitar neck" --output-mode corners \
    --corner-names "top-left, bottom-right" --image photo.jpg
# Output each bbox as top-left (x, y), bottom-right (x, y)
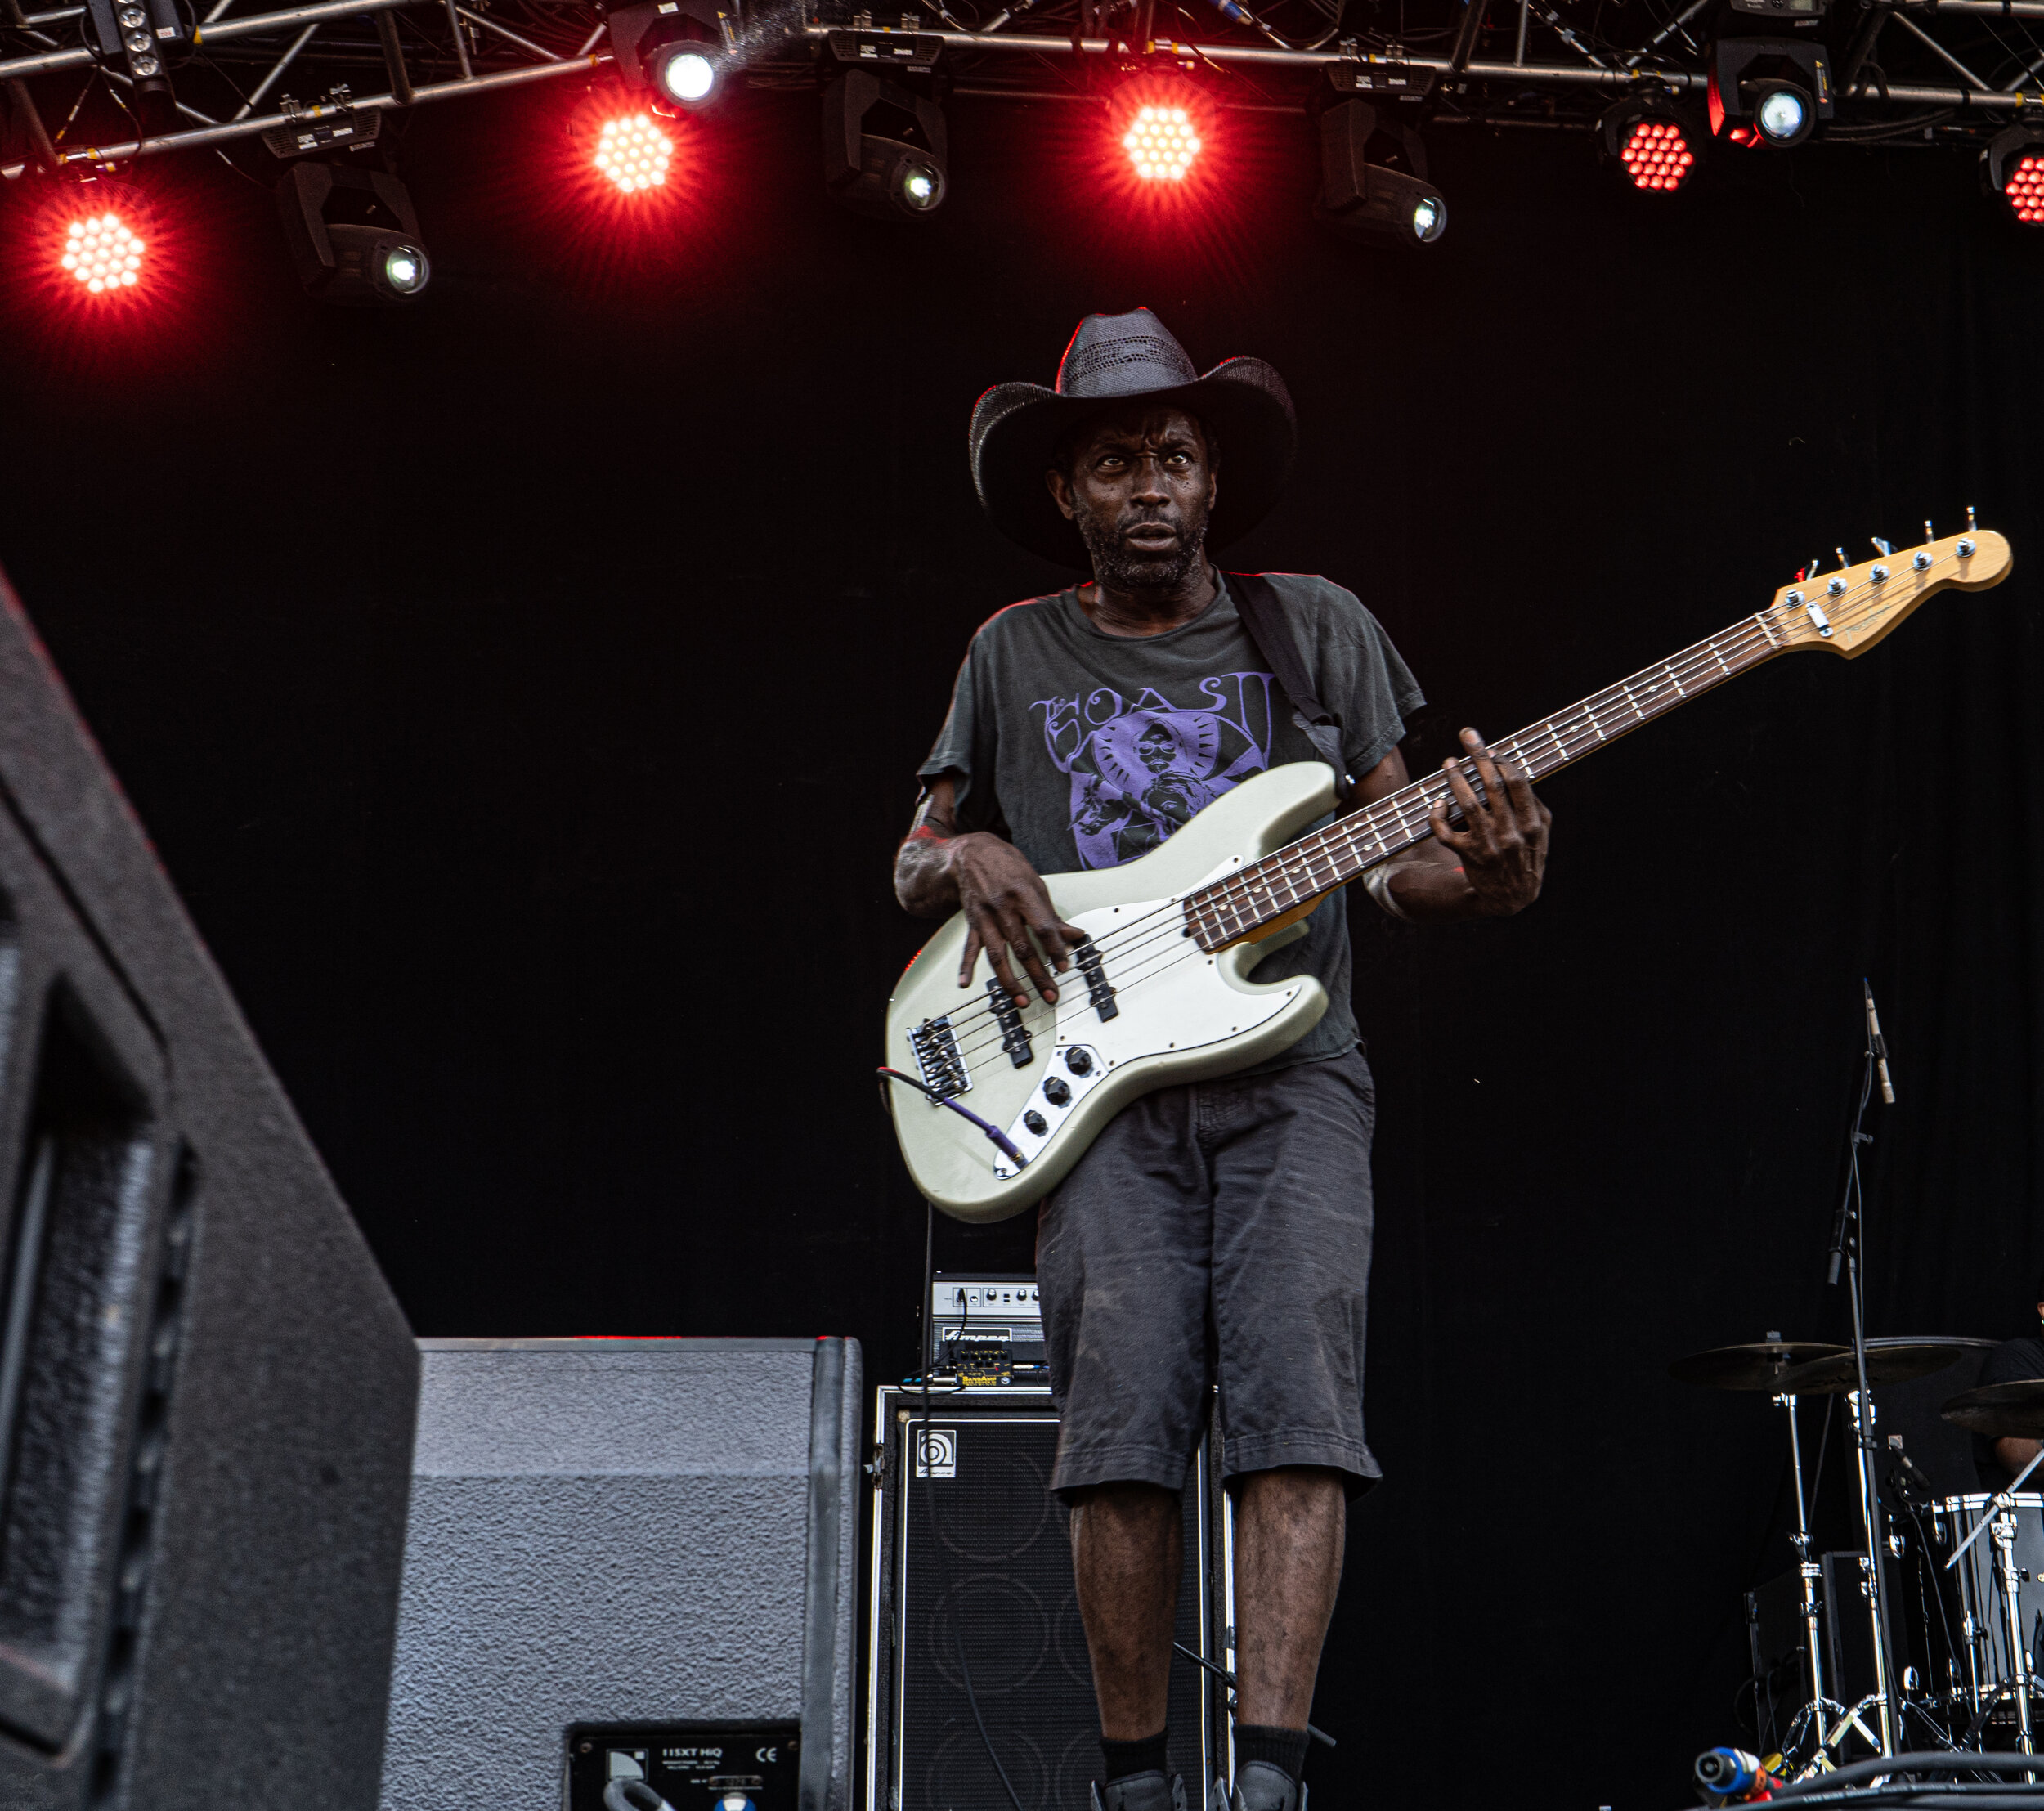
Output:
top-left (1363, 728), bottom-right (1553, 921)
top-left (895, 774), bottom-right (1084, 1010)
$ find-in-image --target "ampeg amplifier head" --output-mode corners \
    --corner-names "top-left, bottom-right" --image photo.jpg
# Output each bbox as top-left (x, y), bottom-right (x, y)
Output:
top-left (928, 1271), bottom-right (1047, 1386)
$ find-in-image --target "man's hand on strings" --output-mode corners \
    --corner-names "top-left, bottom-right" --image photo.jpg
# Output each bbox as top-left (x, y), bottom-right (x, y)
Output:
top-left (1428, 728), bottom-right (1550, 916)
top-left (894, 774), bottom-right (1083, 1008)
top-left (948, 836), bottom-right (1083, 1009)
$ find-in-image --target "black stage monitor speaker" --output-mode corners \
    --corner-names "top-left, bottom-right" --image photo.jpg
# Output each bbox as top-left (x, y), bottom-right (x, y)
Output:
top-left (381, 1336), bottom-right (862, 1811)
top-left (867, 1382), bottom-right (1229, 1811)
top-left (0, 569), bottom-right (419, 1809)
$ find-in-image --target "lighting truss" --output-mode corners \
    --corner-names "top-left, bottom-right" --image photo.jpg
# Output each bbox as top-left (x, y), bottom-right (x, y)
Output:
top-left (7, 0), bottom-right (2044, 191)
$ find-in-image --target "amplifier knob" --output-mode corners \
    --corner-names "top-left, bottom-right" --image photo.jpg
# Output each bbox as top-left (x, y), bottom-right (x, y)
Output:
top-left (1043, 1077), bottom-right (1072, 1106)
top-left (1065, 1048), bottom-right (1093, 1075)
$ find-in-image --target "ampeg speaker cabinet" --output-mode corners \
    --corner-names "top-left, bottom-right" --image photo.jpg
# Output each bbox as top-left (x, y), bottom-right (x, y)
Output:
top-left (866, 1383), bottom-right (1230, 1811)
top-left (0, 568), bottom-right (419, 1809)
top-left (380, 1336), bottom-right (862, 1811)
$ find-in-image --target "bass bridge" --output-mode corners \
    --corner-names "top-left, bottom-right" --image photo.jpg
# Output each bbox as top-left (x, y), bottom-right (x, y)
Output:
top-left (908, 1015), bottom-right (969, 1101)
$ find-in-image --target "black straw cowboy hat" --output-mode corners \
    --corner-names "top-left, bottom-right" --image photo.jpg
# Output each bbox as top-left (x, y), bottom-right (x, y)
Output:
top-left (968, 308), bottom-right (1297, 570)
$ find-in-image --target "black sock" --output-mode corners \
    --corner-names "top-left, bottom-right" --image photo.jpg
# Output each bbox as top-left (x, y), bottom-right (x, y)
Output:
top-left (1100, 1729), bottom-right (1168, 1783)
top-left (1234, 1725), bottom-right (1309, 1784)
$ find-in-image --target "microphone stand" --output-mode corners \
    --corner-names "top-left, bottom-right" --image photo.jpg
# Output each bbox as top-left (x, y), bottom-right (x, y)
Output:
top-left (1824, 983), bottom-right (1898, 1757)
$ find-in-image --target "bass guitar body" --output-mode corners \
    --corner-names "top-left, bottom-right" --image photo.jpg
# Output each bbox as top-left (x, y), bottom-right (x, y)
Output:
top-left (884, 760), bottom-right (1342, 1223)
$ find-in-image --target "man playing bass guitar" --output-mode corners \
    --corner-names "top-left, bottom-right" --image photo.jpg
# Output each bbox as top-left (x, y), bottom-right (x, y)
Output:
top-left (894, 309), bottom-right (1550, 1811)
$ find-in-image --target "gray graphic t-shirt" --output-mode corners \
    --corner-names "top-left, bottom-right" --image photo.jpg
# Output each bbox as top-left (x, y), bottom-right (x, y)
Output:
top-left (917, 572), bottom-right (1424, 1072)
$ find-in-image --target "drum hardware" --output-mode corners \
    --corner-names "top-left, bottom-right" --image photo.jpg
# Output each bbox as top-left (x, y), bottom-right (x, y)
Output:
top-left (1673, 1331), bottom-right (1991, 1768)
top-left (1822, 1693), bottom-right (1885, 1756)
top-left (1924, 1487), bottom-right (2044, 1755)
top-left (1772, 1327), bottom-right (1990, 1738)
top-left (1939, 1382), bottom-right (2044, 1572)
top-left (1671, 1334), bottom-right (1854, 1758)
top-left (1991, 1512), bottom-right (2037, 1755)
top-left (1934, 1378), bottom-right (2044, 1756)
top-left (1776, 1380), bottom-right (1831, 1727)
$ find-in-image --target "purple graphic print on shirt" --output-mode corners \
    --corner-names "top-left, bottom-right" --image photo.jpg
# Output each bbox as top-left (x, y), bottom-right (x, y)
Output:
top-left (1031, 670), bottom-right (1276, 869)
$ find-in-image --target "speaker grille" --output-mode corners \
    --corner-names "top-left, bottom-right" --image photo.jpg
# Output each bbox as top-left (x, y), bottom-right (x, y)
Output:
top-left (885, 1405), bottom-right (1209, 1811)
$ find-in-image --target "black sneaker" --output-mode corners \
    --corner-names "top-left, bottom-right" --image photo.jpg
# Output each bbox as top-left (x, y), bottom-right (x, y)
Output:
top-left (1090, 1772), bottom-right (1188, 1811)
top-left (1230, 1761), bottom-right (1305, 1811)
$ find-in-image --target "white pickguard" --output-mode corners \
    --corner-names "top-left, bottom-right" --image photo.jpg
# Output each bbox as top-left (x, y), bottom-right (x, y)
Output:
top-left (883, 761), bottom-right (1343, 1222)
top-left (988, 884), bottom-right (1304, 1176)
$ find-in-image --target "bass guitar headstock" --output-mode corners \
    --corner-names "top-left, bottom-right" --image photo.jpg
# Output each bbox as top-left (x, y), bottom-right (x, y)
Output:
top-left (1768, 518), bottom-right (2013, 657)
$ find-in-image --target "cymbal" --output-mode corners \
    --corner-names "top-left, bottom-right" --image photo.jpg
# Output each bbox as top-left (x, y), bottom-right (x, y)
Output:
top-left (1942, 1379), bottom-right (2044, 1440)
top-left (1668, 1340), bottom-right (1849, 1391)
top-left (1773, 1337), bottom-right (1998, 1396)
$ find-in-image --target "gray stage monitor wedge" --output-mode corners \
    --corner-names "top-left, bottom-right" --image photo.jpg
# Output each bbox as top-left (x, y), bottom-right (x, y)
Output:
top-left (0, 568), bottom-right (420, 1809)
top-left (382, 1336), bottom-right (863, 1811)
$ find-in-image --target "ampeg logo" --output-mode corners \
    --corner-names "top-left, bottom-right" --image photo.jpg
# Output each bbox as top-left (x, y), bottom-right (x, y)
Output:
top-left (914, 1428), bottom-right (957, 1479)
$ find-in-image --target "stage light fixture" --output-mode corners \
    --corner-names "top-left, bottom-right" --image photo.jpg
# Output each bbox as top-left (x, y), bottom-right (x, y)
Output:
top-left (81, 0), bottom-right (186, 135)
top-left (1314, 85), bottom-right (1447, 247)
top-left (594, 112), bottom-right (675, 191)
top-left (1983, 117), bottom-right (2044, 223)
top-left (1708, 39), bottom-right (1831, 147)
top-left (650, 43), bottom-right (718, 105)
top-left (607, 0), bottom-right (733, 113)
top-left (1123, 102), bottom-right (1201, 181)
top-left (822, 67), bottom-right (948, 222)
top-left (260, 87), bottom-right (383, 162)
top-left (1754, 83), bottom-right (1808, 141)
top-left (1598, 95), bottom-right (1697, 191)
top-left (275, 161), bottom-right (431, 304)
top-left (56, 208), bottom-right (146, 294)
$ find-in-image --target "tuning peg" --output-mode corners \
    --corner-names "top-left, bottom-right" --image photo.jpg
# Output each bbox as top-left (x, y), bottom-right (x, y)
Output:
top-left (1809, 553), bottom-right (1823, 577)
top-left (1872, 537), bottom-right (1894, 557)
top-left (1968, 504), bottom-right (1979, 531)
top-left (1835, 546), bottom-right (1848, 570)
top-left (1923, 519), bottom-right (1934, 543)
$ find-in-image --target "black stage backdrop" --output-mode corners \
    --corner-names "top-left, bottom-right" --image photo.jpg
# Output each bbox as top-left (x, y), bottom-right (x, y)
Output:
top-left (2, 87), bottom-right (2042, 1809)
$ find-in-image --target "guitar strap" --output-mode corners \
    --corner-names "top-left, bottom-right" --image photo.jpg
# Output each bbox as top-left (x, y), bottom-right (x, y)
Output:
top-left (1222, 571), bottom-right (1354, 800)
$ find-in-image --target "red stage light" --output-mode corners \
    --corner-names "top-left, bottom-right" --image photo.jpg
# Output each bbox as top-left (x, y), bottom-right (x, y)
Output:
top-left (59, 210), bottom-right (146, 294)
top-left (594, 113), bottom-right (675, 193)
top-left (1618, 118), bottom-right (1694, 191)
top-left (1122, 103), bottom-right (1202, 182)
top-left (2003, 152), bottom-right (2044, 222)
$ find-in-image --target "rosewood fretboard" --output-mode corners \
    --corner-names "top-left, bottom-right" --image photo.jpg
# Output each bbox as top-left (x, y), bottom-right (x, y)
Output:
top-left (1184, 608), bottom-right (1786, 951)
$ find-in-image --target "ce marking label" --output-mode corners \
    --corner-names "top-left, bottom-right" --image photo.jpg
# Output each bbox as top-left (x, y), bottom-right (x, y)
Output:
top-left (757, 1748), bottom-right (778, 1763)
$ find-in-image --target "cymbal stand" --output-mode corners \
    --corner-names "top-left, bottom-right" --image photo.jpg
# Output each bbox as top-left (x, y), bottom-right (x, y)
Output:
top-left (1774, 1387), bottom-right (1831, 1735)
top-left (1939, 1470), bottom-right (2042, 1759)
top-left (1990, 1508), bottom-right (2036, 1755)
top-left (1822, 1694), bottom-right (1886, 1757)
top-left (1844, 1385), bottom-right (1899, 1755)
top-left (1823, 993), bottom-right (1898, 1757)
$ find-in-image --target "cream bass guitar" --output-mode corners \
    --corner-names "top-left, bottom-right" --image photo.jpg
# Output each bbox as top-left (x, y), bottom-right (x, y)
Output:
top-left (883, 524), bottom-right (2013, 1222)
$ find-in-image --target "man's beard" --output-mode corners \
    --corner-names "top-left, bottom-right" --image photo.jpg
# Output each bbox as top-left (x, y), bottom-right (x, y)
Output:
top-left (1074, 499), bottom-right (1211, 594)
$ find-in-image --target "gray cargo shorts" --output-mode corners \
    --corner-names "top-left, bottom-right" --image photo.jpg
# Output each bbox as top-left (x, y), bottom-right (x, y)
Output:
top-left (1034, 1047), bottom-right (1382, 1501)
